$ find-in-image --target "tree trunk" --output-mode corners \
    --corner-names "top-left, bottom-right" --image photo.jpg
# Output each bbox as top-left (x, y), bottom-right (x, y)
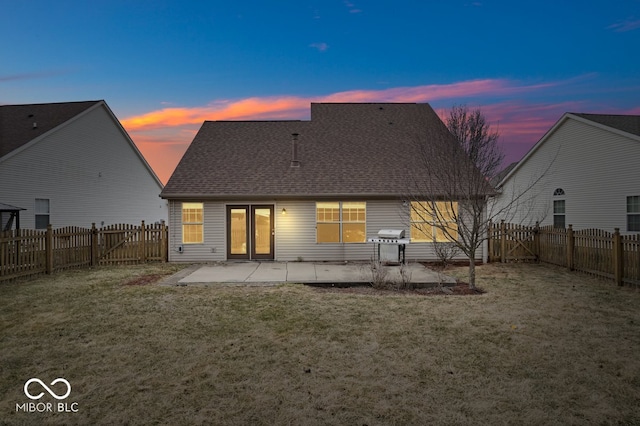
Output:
top-left (468, 257), bottom-right (476, 290)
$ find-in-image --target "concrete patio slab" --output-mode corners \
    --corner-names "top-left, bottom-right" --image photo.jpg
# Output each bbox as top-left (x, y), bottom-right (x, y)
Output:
top-left (162, 261), bottom-right (456, 287)
top-left (247, 262), bottom-right (288, 282)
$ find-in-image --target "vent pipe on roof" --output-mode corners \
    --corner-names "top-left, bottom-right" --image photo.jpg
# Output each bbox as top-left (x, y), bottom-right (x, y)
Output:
top-left (290, 133), bottom-right (300, 168)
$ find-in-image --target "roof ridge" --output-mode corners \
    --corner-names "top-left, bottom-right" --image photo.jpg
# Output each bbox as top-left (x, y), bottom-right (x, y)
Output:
top-left (572, 112), bottom-right (640, 118)
top-left (0, 100), bottom-right (102, 108)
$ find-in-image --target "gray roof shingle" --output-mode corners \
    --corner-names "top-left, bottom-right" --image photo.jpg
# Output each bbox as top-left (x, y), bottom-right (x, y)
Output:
top-left (573, 113), bottom-right (640, 137)
top-left (0, 101), bottom-right (100, 158)
top-left (161, 102), bottom-right (486, 199)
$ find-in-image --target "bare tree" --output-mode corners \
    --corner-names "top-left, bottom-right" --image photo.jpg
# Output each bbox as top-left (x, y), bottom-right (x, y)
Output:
top-left (446, 105), bottom-right (503, 180)
top-left (406, 105), bottom-right (502, 290)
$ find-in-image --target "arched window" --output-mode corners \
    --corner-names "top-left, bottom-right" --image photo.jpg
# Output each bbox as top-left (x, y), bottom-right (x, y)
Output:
top-left (553, 188), bottom-right (565, 196)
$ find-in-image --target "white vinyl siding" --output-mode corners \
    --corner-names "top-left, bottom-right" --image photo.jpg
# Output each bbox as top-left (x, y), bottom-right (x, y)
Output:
top-left (0, 103), bottom-right (166, 229)
top-left (167, 199), bottom-right (481, 262)
top-left (493, 116), bottom-right (640, 234)
top-left (168, 200), bottom-right (225, 262)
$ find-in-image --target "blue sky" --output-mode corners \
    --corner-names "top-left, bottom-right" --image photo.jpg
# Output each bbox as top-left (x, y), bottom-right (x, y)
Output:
top-left (2, 1), bottom-right (639, 182)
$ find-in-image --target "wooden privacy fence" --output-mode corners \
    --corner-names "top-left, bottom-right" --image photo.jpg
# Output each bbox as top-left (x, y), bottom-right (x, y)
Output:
top-left (0, 221), bottom-right (168, 282)
top-left (489, 221), bottom-right (640, 286)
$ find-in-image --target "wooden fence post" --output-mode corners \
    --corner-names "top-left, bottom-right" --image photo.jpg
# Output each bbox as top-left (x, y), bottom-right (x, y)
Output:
top-left (500, 220), bottom-right (506, 263)
top-left (487, 220), bottom-right (493, 263)
top-left (91, 223), bottom-right (97, 267)
top-left (140, 221), bottom-right (147, 263)
top-left (534, 221), bottom-right (540, 262)
top-left (613, 228), bottom-right (623, 286)
top-left (161, 220), bottom-right (168, 262)
top-left (566, 224), bottom-right (574, 271)
top-left (14, 228), bottom-right (20, 270)
top-left (46, 224), bottom-right (54, 274)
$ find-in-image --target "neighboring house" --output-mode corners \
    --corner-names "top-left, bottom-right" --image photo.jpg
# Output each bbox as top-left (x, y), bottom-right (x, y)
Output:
top-left (161, 102), bottom-right (488, 262)
top-left (0, 100), bottom-right (167, 229)
top-left (492, 112), bottom-right (640, 234)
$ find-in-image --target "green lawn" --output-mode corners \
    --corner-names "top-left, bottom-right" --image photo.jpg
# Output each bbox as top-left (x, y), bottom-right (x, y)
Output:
top-left (1, 262), bottom-right (639, 425)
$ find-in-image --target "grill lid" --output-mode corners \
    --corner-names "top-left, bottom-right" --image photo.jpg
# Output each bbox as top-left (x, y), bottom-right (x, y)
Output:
top-left (377, 229), bottom-right (405, 239)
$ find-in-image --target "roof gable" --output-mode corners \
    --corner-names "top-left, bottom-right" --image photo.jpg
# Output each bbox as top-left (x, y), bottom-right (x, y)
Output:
top-left (573, 113), bottom-right (640, 138)
top-left (162, 102), bottom-right (485, 199)
top-left (0, 100), bottom-right (101, 158)
top-left (496, 112), bottom-right (640, 188)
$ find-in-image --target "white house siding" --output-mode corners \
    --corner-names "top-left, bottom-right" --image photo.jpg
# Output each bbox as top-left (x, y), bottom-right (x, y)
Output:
top-left (168, 199), bottom-right (479, 262)
top-left (493, 116), bottom-right (640, 233)
top-left (167, 200), bottom-right (226, 262)
top-left (0, 104), bottom-right (166, 229)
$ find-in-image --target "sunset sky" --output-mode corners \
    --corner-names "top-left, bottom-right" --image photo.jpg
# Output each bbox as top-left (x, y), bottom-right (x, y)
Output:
top-left (2, 1), bottom-right (639, 184)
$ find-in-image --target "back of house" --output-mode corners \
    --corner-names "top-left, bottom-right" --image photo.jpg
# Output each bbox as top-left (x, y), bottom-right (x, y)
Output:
top-left (161, 102), bottom-right (488, 262)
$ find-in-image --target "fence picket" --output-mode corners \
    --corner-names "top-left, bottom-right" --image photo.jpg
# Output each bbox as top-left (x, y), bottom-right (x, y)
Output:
top-left (489, 222), bottom-right (640, 286)
top-left (0, 222), bottom-right (167, 282)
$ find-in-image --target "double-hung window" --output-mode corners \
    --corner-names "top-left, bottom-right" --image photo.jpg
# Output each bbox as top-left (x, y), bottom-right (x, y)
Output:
top-left (316, 202), bottom-right (366, 243)
top-left (410, 201), bottom-right (458, 242)
top-left (553, 200), bottom-right (566, 228)
top-left (35, 198), bottom-right (50, 229)
top-left (182, 202), bottom-right (204, 244)
top-left (553, 188), bottom-right (566, 229)
top-left (628, 196), bottom-right (640, 232)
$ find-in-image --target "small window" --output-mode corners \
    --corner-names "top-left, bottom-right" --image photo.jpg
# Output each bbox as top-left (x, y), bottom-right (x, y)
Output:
top-left (553, 188), bottom-right (565, 196)
top-left (628, 196), bottom-right (640, 232)
top-left (553, 200), bottom-right (565, 228)
top-left (316, 202), bottom-right (366, 243)
top-left (410, 201), bottom-right (458, 242)
top-left (182, 202), bottom-right (204, 244)
top-left (35, 198), bottom-right (50, 229)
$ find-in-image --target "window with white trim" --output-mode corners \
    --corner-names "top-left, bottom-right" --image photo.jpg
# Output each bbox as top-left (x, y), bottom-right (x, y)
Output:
top-left (35, 198), bottom-right (50, 229)
top-left (628, 196), bottom-right (640, 232)
top-left (316, 201), bottom-right (366, 243)
top-left (553, 188), bottom-right (565, 229)
top-left (553, 200), bottom-right (565, 228)
top-left (182, 202), bottom-right (204, 244)
top-left (410, 201), bottom-right (458, 242)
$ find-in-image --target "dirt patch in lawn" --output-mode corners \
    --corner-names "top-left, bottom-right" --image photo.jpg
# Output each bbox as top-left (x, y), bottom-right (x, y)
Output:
top-left (122, 274), bottom-right (167, 286)
top-left (312, 282), bottom-right (484, 296)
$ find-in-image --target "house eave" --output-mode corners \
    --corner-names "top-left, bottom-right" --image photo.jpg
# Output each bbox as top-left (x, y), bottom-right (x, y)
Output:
top-left (160, 192), bottom-right (494, 201)
top-left (160, 192), bottom-right (410, 201)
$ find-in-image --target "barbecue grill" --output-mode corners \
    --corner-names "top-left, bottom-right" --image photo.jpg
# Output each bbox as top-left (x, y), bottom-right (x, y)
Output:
top-left (367, 229), bottom-right (410, 264)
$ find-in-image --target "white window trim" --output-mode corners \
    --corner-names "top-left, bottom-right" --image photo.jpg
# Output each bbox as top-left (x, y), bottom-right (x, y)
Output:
top-left (627, 195), bottom-right (640, 232)
top-left (410, 201), bottom-right (459, 243)
top-left (316, 201), bottom-right (366, 243)
top-left (182, 202), bottom-right (204, 244)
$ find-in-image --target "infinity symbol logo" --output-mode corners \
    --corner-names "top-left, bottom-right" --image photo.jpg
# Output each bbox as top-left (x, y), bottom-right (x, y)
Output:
top-left (24, 378), bottom-right (71, 400)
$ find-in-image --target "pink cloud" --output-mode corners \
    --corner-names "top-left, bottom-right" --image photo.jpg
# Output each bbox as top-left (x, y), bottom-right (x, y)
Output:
top-left (121, 77), bottom-right (634, 183)
top-left (309, 42), bottom-right (329, 52)
top-left (121, 79), bottom-right (526, 133)
top-left (607, 17), bottom-right (640, 32)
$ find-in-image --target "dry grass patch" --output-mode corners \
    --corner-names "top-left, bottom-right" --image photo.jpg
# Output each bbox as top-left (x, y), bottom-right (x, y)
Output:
top-left (1, 263), bottom-right (640, 425)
